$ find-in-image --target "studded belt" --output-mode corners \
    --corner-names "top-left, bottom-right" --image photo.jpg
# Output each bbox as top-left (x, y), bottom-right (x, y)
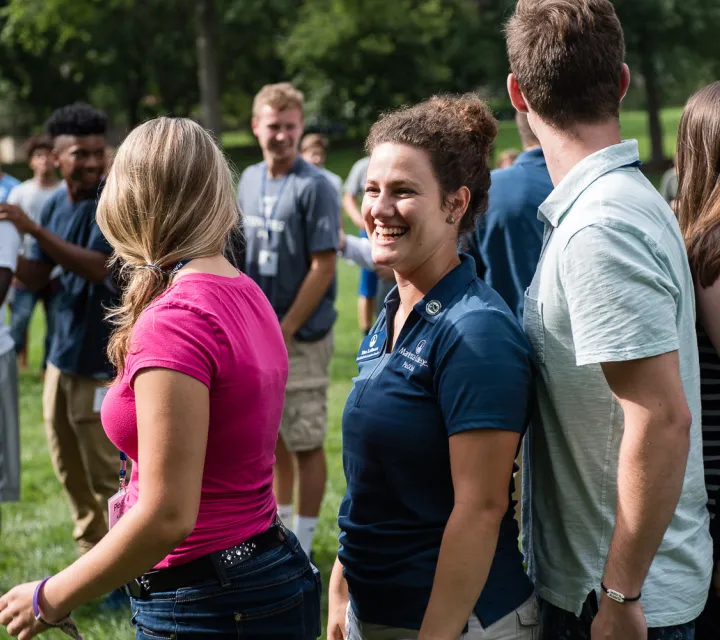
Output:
top-left (124, 524), bottom-right (286, 599)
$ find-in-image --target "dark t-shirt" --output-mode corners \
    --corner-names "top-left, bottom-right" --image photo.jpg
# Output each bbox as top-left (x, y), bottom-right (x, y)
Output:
top-left (338, 255), bottom-right (535, 630)
top-left (238, 157), bottom-right (339, 341)
top-left (27, 190), bottom-right (115, 377)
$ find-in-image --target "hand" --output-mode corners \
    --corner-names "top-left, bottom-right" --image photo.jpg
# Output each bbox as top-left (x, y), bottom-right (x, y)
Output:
top-left (0, 204), bottom-right (37, 236)
top-left (327, 590), bottom-right (349, 640)
top-left (590, 596), bottom-right (646, 640)
top-left (0, 581), bottom-right (52, 639)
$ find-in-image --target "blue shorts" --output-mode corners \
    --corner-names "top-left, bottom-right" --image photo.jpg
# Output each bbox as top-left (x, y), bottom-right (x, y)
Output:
top-left (357, 230), bottom-right (378, 298)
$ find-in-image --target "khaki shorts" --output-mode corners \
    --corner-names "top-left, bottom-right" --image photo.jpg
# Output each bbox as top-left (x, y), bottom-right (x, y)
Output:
top-left (280, 331), bottom-right (333, 453)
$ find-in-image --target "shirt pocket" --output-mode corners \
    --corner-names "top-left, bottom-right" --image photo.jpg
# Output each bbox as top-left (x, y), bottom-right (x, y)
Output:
top-left (523, 292), bottom-right (545, 365)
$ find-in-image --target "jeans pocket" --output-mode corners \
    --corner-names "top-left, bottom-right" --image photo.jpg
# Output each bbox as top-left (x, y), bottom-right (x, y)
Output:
top-left (131, 609), bottom-right (176, 640)
top-left (235, 591), bottom-right (308, 638)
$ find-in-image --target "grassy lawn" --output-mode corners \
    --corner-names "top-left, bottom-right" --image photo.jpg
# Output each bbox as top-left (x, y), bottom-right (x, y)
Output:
top-left (1, 107), bottom-right (680, 639)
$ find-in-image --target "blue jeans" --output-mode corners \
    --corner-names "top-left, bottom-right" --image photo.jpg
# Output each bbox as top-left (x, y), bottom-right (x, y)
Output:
top-left (130, 529), bottom-right (321, 639)
top-left (540, 597), bottom-right (694, 639)
top-left (10, 284), bottom-right (57, 368)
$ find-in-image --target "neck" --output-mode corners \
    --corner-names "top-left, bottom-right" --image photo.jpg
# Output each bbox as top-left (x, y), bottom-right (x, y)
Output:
top-left (533, 118), bottom-right (622, 186)
top-left (395, 246), bottom-right (460, 314)
top-left (66, 183), bottom-right (95, 204)
top-left (264, 153), bottom-right (296, 178)
top-left (34, 173), bottom-right (59, 189)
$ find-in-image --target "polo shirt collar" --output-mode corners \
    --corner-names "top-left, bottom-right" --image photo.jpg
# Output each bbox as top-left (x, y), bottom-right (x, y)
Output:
top-left (514, 147), bottom-right (545, 166)
top-left (538, 140), bottom-right (640, 228)
top-left (413, 254), bottom-right (477, 324)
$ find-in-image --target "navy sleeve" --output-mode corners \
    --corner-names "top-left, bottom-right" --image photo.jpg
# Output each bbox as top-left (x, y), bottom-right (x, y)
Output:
top-left (435, 309), bottom-right (533, 436)
top-left (301, 175), bottom-right (340, 254)
top-left (87, 207), bottom-right (113, 255)
top-left (26, 196), bottom-right (58, 265)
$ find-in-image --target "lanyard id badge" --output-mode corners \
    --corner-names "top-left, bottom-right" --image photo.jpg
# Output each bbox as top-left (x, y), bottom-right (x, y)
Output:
top-left (108, 452), bottom-right (128, 529)
top-left (257, 166), bottom-right (290, 277)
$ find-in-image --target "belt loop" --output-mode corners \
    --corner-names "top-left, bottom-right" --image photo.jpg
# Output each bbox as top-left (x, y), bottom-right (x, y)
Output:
top-left (210, 553), bottom-right (231, 587)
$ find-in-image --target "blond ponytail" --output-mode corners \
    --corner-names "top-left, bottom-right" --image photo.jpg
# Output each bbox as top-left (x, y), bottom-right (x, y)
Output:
top-left (97, 117), bottom-right (238, 376)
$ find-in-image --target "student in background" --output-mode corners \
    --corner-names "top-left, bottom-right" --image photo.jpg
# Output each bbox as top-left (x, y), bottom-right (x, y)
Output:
top-left (0, 104), bottom-right (119, 557)
top-left (301, 133), bottom-right (343, 204)
top-left (674, 80), bottom-right (720, 640)
top-left (496, 148), bottom-right (520, 169)
top-left (238, 83), bottom-right (338, 558)
top-left (8, 135), bottom-right (63, 371)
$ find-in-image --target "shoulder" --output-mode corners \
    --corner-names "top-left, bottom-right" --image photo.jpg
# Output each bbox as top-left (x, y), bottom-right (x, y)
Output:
top-left (239, 162), bottom-right (262, 185)
top-left (437, 280), bottom-right (531, 355)
top-left (3, 174), bottom-right (20, 188)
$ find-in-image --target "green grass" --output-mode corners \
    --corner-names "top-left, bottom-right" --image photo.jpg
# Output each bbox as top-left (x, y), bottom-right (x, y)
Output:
top-left (1, 107), bottom-right (680, 639)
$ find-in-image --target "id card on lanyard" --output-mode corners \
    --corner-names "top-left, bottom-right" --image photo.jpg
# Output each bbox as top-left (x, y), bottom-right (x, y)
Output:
top-left (108, 452), bottom-right (128, 529)
top-left (258, 165), bottom-right (291, 277)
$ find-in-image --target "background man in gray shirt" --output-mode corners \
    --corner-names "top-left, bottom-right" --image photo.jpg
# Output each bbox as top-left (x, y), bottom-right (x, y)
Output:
top-left (507, 1), bottom-right (711, 639)
top-left (238, 82), bottom-right (339, 558)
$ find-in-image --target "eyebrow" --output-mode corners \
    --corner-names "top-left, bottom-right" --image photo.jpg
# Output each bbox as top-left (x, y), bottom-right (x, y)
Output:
top-left (365, 178), bottom-right (422, 190)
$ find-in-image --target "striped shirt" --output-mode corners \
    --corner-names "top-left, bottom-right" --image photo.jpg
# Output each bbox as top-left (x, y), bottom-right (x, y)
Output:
top-left (698, 325), bottom-right (720, 519)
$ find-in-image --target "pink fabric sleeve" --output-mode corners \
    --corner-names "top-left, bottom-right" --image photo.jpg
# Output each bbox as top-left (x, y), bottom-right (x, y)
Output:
top-left (126, 301), bottom-right (221, 388)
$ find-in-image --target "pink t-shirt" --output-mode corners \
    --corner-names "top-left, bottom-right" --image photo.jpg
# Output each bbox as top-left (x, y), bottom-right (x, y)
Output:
top-left (102, 272), bottom-right (288, 568)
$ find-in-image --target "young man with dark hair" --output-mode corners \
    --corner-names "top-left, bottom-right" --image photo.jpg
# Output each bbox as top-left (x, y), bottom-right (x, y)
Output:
top-left (238, 83), bottom-right (339, 558)
top-left (0, 103), bottom-right (119, 556)
top-left (506, 1), bottom-right (711, 638)
top-left (8, 135), bottom-right (62, 370)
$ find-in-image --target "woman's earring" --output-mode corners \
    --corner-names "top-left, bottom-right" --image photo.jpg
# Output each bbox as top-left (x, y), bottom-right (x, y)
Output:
top-left (446, 215), bottom-right (455, 224)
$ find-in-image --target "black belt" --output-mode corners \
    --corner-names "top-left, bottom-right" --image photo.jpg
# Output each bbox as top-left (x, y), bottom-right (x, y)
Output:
top-left (124, 525), bottom-right (286, 599)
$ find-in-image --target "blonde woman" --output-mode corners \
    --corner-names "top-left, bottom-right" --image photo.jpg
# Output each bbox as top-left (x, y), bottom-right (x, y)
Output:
top-left (0, 117), bottom-right (321, 639)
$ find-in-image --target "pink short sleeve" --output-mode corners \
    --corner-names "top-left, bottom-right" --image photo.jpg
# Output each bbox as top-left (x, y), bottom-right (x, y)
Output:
top-left (125, 301), bottom-right (221, 388)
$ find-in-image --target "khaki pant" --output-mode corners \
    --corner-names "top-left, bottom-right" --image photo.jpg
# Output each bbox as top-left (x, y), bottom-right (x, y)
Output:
top-left (43, 363), bottom-right (119, 553)
top-left (280, 331), bottom-right (333, 453)
top-left (346, 596), bottom-right (539, 640)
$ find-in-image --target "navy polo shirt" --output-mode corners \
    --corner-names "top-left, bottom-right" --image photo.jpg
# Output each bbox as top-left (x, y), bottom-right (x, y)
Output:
top-left (338, 255), bottom-right (534, 631)
top-left (27, 190), bottom-right (115, 378)
top-left (474, 148), bottom-right (553, 321)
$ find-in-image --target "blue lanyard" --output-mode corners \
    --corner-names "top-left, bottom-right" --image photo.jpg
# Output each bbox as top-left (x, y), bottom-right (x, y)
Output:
top-left (260, 164), bottom-right (291, 241)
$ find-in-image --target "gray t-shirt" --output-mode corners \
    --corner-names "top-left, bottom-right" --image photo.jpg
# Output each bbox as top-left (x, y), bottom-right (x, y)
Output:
top-left (523, 141), bottom-right (711, 626)
top-left (8, 179), bottom-right (64, 254)
top-left (344, 156), bottom-right (370, 198)
top-left (238, 157), bottom-right (339, 341)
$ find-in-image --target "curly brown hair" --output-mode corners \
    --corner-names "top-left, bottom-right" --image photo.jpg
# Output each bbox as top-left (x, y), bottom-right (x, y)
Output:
top-left (23, 135), bottom-right (53, 161)
top-left (365, 94), bottom-right (497, 236)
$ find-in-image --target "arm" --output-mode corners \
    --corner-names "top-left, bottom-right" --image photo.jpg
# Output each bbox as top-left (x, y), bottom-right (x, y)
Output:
top-left (0, 203), bottom-right (110, 284)
top-left (13, 255), bottom-right (53, 292)
top-left (339, 232), bottom-right (375, 271)
top-left (280, 250), bottom-right (336, 342)
top-left (0, 368), bottom-right (209, 634)
top-left (343, 192), bottom-right (365, 230)
top-left (591, 352), bottom-right (691, 638)
top-left (418, 430), bottom-right (520, 640)
top-left (327, 556), bottom-right (350, 640)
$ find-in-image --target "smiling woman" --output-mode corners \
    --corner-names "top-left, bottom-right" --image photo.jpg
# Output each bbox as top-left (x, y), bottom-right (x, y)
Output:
top-left (327, 95), bottom-right (540, 640)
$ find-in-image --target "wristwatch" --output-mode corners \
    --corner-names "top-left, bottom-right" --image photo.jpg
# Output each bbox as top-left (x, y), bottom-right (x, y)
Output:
top-left (601, 582), bottom-right (641, 603)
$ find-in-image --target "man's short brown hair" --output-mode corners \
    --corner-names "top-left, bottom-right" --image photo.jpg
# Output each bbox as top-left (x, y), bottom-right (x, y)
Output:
top-left (252, 82), bottom-right (304, 117)
top-left (505, 0), bottom-right (626, 127)
top-left (301, 133), bottom-right (329, 154)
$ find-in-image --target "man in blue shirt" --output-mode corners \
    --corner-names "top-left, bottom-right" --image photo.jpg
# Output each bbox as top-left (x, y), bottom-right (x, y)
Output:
top-left (0, 103), bottom-right (118, 555)
top-left (0, 168), bottom-right (20, 204)
top-left (470, 113), bottom-right (553, 321)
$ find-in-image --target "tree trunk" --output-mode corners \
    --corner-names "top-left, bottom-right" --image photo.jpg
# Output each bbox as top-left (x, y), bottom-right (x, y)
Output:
top-left (196, 0), bottom-right (222, 136)
top-left (639, 47), bottom-right (664, 167)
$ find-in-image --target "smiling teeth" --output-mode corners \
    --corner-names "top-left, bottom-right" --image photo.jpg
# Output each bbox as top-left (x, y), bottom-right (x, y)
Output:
top-left (377, 227), bottom-right (407, 236)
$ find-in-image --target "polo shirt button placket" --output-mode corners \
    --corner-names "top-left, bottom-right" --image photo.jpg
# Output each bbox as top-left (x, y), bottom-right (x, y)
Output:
top-left (425, 300), bottom-right (442, 316)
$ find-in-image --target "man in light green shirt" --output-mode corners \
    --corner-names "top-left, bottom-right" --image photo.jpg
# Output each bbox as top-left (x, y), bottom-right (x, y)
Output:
top-left (505, 1), bottom-right (712, 638)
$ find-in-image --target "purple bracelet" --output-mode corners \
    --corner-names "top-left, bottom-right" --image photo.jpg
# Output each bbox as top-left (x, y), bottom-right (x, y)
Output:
top-left (32, 577), bottom-right (52, 621)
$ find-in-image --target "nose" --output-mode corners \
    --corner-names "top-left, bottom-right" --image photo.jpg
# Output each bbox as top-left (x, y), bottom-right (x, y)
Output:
top-left (85, 153), bottom-right (101, 170)
top-left (369, 189), bottom-right (395, 222)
